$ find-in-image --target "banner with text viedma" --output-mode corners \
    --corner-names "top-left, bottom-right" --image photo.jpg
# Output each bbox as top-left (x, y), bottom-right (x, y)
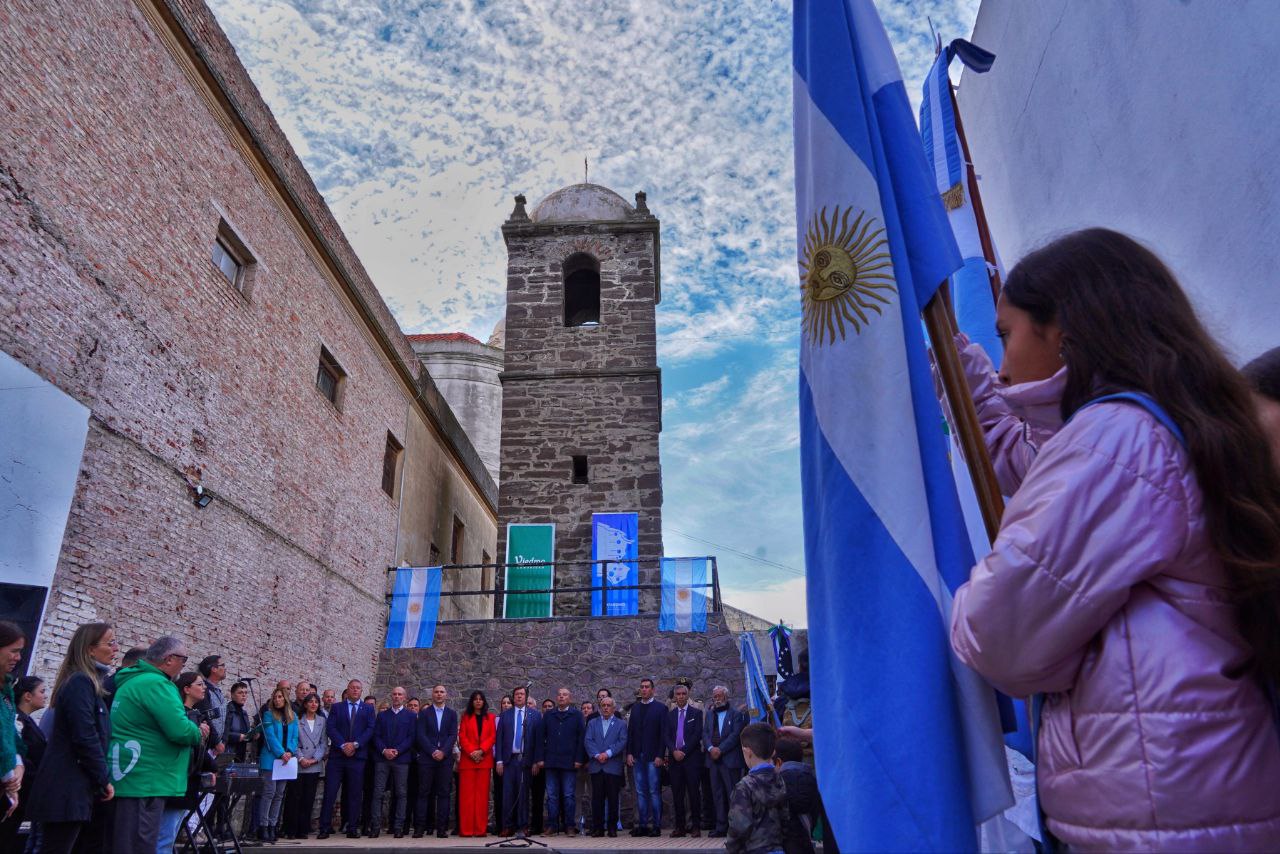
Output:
top-left (504, 523), bottom-right (555, 618)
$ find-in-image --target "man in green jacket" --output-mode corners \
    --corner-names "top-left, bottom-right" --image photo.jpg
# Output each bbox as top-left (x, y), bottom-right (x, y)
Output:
top-left (110, 636), bottom-right (207, 851)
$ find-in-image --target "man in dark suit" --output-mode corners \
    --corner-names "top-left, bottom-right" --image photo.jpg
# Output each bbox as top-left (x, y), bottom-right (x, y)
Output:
top-left (370, 686), bottom-right (415, 838)
top-left (702, 685), bottom-right (746, 837)
top-left (495, 685), bottom-right (542, 835)
top-left (625, 677), bottom-right (666, 837)
top-left (319, 679), bottom-right (376, 839)
top-left (414, 683), bottom-right (458, 838)
top-left (665, 683), bottom-right (704, 837)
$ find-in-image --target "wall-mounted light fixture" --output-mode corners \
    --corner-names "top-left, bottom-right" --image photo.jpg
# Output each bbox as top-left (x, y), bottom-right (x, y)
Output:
top-left (188, 481), bottom-right (213, 509)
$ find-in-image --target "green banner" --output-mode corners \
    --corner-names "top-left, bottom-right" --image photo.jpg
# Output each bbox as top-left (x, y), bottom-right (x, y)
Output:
top-left (504, 523), bottom-right (555, 617)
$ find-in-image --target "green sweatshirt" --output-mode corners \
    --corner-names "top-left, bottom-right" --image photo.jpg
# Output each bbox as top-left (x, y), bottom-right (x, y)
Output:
top-left (108, 660), bottom-right (202, 798)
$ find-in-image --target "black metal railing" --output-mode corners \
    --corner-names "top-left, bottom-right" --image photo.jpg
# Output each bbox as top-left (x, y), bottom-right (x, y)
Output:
top-left (385, 556), bottom-right (721, 624)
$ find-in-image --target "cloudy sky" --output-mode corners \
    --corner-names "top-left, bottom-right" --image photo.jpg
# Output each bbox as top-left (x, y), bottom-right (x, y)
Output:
top-left (209, 0), bottom-right (979, 627)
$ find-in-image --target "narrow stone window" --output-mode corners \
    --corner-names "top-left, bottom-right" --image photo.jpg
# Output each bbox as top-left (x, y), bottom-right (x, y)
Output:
top-left (451, 514), bottom-right (466, 564)
top-left (381, 431), bottom-right (403, 498)
top-left (563, 253), bottom-right (601, 326)
top-left (315, 345), bottom-right (346, 408)
top-left (429, 543), bottom-right (441, 566)
top-left (210, 218), bottom-right (256, 294)
top-left (571, 454), bottom-right (589, 484)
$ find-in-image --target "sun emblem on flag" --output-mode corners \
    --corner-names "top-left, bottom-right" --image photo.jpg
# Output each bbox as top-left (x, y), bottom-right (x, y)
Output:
top-left (408, 602), bottom-right (422, 615)
top-left (800, 206), bottom-right (896, 345)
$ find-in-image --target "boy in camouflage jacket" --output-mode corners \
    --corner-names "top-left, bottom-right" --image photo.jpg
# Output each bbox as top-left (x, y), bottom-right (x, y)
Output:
top-left (725, 723), bottom-right (789, 854)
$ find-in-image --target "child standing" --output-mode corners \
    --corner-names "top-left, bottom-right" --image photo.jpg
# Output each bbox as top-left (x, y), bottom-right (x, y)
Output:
top-left (725, 723), bottom-right (788, 854)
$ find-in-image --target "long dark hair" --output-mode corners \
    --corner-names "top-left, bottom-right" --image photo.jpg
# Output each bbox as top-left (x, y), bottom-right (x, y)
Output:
top-left (465, 690), bottom-right (489, 718)
top-left (1004, 228), bottom-right (1280, 683)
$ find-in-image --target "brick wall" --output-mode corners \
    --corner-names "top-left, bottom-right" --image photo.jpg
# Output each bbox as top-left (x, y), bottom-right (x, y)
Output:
top-left (0, 0), bottom-right (494, 685)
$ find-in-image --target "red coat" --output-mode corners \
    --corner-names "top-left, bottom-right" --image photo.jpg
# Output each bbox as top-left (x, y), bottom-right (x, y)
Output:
top-left (458, 712), bottom-right (496, 770)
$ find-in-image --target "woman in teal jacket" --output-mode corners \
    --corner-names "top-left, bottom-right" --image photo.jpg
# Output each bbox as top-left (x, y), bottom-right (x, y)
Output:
top-left (256, 687), bottom-right (298, 843)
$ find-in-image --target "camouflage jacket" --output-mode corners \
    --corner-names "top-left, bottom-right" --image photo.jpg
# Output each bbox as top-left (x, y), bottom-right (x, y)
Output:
top-left (725, 765), bottom-right (790, 854)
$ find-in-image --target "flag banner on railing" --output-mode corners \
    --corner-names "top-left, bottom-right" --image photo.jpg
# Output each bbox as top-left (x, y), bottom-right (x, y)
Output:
top-left (658, 557), bottom-right (708, 632)
top-left (793, 1), bottom-right (1013, 850)
top-left (386, 566), bottom-right (442, 649)
top-left (769, 623), bottom-right (794, 680)
top-left (740, 633), bottom-right (776, 725)
top-left (504, 523), bottom-right (555, 618)
top-left (920, 38), bottom-right (1001, 368)
top-left (592, 512), bottom-right (639, 616)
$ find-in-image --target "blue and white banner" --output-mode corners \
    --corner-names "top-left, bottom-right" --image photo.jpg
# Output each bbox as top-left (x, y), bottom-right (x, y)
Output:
top-left (592, 513), bottom-right (639, 616)
top-left (739, 634), bottom-right (776, 725)
top-left (658, 557), bottom-right (708, 633)
top-left (794, 2), bottom-right (1012, 850)
top-left (386, 566), bottom-right (442, 649)
top-left (920, 39), bottom-right (1001, 368)
top-left (769, 623), bottom-right (794, 680)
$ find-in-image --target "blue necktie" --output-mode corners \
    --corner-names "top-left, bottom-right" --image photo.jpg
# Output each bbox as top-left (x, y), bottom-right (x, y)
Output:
top-left (514, 709), bottom-right (523, 752)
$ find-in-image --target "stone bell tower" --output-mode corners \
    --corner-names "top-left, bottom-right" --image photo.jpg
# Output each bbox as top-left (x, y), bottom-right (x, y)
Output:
top-left (497, 184), bottom-right (664, 616)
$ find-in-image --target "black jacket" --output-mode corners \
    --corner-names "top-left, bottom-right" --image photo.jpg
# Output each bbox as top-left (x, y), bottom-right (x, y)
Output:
top-left (539, 707), bottom-right (585, 770)
top-left (25, 672), bottom-right (111, 823)
top-left (224, 701), bottom-right (254, 762)
top-left (664, 704), bottom-right (704, 764)
top-left (779, 761), bottom-right (820, 854)
top-left (625, 700), bottom-right (667, 761)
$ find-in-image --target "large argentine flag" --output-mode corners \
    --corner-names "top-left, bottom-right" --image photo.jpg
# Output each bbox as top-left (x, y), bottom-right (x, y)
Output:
top-left (658, 557), bottom-right (708, 632)
top-left (920, 40), bottom-right (1002, 367)
top-left (386, 566), bottom-right (443, 649)
top-left (794, 2), bottom-right (1011, 850)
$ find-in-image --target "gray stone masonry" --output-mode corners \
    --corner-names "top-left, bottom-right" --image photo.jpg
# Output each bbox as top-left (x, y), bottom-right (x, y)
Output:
top-left (498, 186), bottom-right (664, 616)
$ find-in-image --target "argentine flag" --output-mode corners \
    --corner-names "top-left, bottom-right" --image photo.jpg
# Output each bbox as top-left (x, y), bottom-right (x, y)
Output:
top-left (386, 566), bottom-right (442, 649)
top-left (794, 1), bottom-right (1011, 850)
top-left (658, 557), bottom-right (708, 633)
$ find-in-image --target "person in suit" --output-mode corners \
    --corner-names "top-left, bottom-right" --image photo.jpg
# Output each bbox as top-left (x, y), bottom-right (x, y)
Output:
top-left (367, 686), bottom-right (414, 838)
top-left (318, 679), bottom-right (375, 839)
top-left (414, 683), bottom-right (458, 838)
top-left (703, 685), bottom-right (746, 837)
top-left (286, 693), bottom-right (327, 839)
top-left (539, 687), bottom-right (585, 836)
top-left (494, 685), bottom-right (542, 835)
top-left (25, 622), bottom-right (116, 854)
top-left (457, 690), bottom-right (496, 837)
top-left (665, 683), bottom-right (704, 837)
top-left (490, 694), bottom-right (512, 833)
top-left (584, 696), bottom-right (627, 838)
top-left (625, 677), bottom-right (667, 836)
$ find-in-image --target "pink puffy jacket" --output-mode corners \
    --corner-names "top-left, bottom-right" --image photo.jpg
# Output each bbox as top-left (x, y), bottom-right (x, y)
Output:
top-left (951, 396), bottom-right (1280, 850)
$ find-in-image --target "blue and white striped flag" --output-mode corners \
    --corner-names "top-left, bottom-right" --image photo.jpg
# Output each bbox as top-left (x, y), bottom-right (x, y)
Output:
top-left (793, 2), bottom-right (1012, 850)
top-left (739, 633), bottom-right (776, 725)
top-left (386, 566), bottom-right (442, 649)
top-left (920, 39), bottom-right (1002, 367)
top-left (658, 557), bottom-right (708, 632)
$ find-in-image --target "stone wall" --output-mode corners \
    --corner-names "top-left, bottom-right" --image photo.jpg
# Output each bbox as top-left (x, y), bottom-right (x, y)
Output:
top-left (498, 205), bottom-right (664, 616)
top-left (412, 334), bottom-right (505, 485)
top-left (375, 613), bottom-right (752, 711)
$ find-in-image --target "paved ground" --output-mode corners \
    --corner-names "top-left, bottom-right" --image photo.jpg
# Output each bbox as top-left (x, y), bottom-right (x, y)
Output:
top-left (234, 833), bottom-right (724, 852)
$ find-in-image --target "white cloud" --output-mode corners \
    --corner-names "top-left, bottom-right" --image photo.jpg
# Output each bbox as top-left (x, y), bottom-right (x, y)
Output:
top-left (721, 576), bottom-right (808, 629)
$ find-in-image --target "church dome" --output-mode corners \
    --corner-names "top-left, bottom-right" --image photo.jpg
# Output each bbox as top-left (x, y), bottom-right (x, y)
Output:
top-left (488, 318), bottom-right (505, 349)
top-left (530, 183), bottom-right (634, 223)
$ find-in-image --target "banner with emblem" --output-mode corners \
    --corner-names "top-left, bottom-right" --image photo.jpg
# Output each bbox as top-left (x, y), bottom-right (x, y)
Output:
top-left (504, 523), bottom-right (555, 618)
top-left (386, 566), bottom-right (442, 649)
top-left (591, 512), bottom-right (639, 616)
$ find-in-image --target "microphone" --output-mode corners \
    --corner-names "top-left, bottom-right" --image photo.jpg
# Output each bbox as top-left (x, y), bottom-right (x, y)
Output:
top-left (238, 676), bottom-right (256, 682)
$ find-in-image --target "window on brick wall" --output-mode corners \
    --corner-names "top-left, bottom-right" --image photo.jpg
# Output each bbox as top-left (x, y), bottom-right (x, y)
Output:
top-left (429, 543), bottom-right (440, 566)
top-left (572, 454), bottom-right (589, 484)
top-left (563, 253), bottom-right (601, 327)
top-left (381, 431), bottom-right (403, 498)
top-left (451, 515), bottom-right (465, 564)
top-left (210, 219), bottom-right (256, 294)
top-left (315, 346), bottom-right (346, 408)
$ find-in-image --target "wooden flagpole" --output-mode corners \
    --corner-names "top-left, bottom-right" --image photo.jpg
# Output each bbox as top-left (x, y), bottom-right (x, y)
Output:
top-left (948, 78), bottom-right (1001, 303)
top-left (924, 287), bottom-right (1005, 542)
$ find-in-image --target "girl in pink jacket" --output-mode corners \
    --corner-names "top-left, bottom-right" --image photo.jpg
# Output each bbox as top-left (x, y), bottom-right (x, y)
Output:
top-left (950, 228), bottom-right (1280, 851)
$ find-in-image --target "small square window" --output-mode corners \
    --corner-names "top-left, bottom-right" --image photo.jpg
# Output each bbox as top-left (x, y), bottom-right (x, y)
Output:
top-left (571, 455), bottom-right (589, 484)
top-left (210, 219), bottom-right (256, 294)
top-left (381, 432), bottom-right (403, 498)
top-left (316, 346), bottom-right (346, 408)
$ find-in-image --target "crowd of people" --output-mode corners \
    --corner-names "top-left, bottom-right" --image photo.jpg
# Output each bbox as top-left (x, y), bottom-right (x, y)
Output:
top-left (0, 620), bottom-right (823, 853)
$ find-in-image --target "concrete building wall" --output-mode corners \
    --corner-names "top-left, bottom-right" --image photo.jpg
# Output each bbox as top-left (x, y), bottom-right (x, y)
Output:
top-left (498, 192), bottom-right (664, 615)
top-left (959, 0), bottom-right (1280, 363)
top-left (0, 0), bottom-right (495, 683)
top-left (411, 334), bottom-right (504, 485)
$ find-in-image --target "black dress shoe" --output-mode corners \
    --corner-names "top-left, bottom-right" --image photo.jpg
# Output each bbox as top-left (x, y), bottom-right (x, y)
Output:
top-left (346, 830), bottom-right (360, 839)
top-left (413, 829), bottom-right (424, 838)
top-left (650, 827), bottom-right (663, 837)
top-left (709, 829), bottom-right (727, 837)
top-left (607, 829), bottom-right (617, 838)
top-left (671, 828), bottom-right (687, 838)
top-left (590, 829), bottom-right (604, 838)
top-left (316, 831), bottom-right (329, 840)
top-left (369, 829), bottom-right (380, 839)
top-left (395, 830), bottom-right (405, 838)
top-left (437, 830), bottom-right (449, 838)
top-left (630, 826), bottom-right (646, 837)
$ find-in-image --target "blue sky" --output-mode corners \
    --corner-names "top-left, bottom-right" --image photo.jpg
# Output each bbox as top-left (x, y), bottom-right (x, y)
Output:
top-left (209, 0), bottom-right (979, 626)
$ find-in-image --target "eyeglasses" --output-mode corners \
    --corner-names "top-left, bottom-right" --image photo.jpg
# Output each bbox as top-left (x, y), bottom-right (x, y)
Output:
top-left (169, 654), bottom-right (189, 664)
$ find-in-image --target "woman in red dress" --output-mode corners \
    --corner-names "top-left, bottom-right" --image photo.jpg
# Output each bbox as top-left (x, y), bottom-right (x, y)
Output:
top-left (457, 690), bottom-right (497, 836)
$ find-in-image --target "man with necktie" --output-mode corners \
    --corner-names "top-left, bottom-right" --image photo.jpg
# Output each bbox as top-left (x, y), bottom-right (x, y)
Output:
top-left (318, 679), bottom-right (376, 839)
top-left (702, 685), bottom-right (746, 838)
top-left (584, 696), bottom-right (628, 837)
top-left (414, 683), bottom-right (458, 838)
top-left (495, 685), bottom-right (542, 835)
top-left (665, 683), bottom-right (704, 837)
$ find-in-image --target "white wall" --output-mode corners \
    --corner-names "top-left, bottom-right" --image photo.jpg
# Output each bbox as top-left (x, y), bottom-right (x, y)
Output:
top-left (958, 0), bottom-right (1280, 364)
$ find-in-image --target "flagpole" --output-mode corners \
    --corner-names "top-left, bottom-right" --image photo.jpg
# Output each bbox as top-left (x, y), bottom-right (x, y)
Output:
top-left (948, 78), bottom-right (1002, 304)
top-left (923, 288), bottom-right (1005, 541)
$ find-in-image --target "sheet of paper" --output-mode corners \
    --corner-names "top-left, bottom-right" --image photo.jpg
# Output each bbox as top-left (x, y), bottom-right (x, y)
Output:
top-left (272, 757), bottom-right (298, 780)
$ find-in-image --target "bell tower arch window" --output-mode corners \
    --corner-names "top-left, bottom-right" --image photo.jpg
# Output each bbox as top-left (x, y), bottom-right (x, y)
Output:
top-left (563, 252), bottom-right (601, 327)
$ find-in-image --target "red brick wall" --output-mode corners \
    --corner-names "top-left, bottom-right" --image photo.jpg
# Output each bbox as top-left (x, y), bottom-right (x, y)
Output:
top-left (0, 0), bottom-right (422, 688)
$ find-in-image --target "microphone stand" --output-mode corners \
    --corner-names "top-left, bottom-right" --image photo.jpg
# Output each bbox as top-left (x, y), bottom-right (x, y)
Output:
top-left (487, 713), bottom-right (548, 849)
